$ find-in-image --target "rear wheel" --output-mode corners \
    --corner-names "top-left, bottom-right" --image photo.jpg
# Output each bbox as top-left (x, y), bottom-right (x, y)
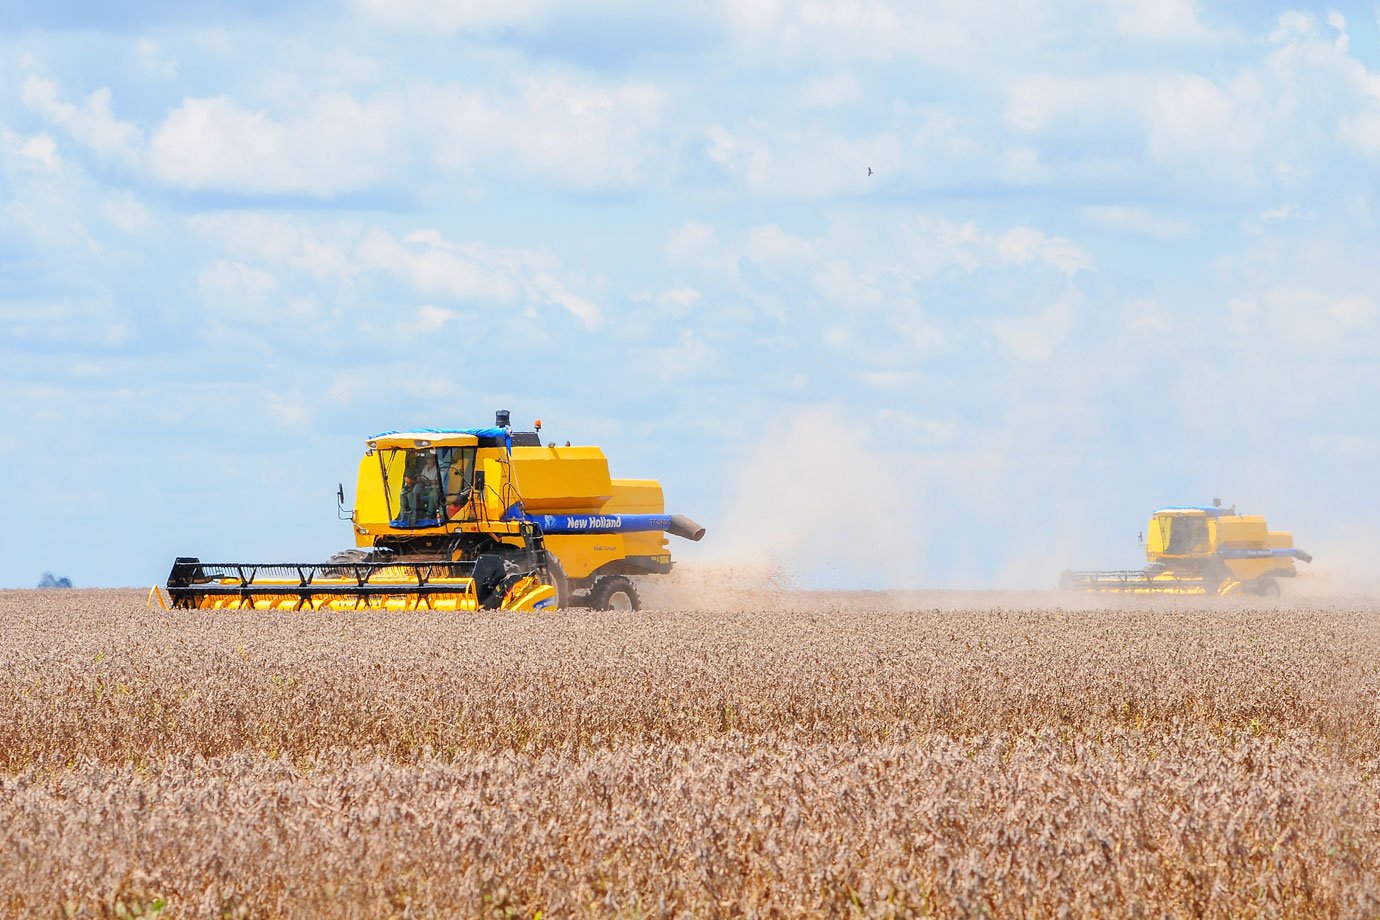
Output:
top-left (589, 576), bottom-right (640, 611)
top-left (1247, 576), bottom-right (1281, 597)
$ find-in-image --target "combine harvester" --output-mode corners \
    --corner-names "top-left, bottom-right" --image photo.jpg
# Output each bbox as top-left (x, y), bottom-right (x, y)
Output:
top-left (1060, 500), bottom-right (1312, 597)
top-left (164, 411), bottom-right (705, 612)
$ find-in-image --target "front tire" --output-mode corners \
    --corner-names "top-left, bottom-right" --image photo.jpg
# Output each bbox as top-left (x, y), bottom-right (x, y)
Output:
top-left (544, 552), bottom-right (570, 608)
top-left (589, 576), bottom-right (640, 611)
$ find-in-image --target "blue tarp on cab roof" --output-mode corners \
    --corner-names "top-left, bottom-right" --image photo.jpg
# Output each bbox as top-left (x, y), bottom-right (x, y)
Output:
top-left (371, 427), bottom-right (511, 440)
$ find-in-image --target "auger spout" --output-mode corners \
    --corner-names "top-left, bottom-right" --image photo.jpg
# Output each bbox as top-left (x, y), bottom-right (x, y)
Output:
top-left (668, 515), bottom-right (706, 542)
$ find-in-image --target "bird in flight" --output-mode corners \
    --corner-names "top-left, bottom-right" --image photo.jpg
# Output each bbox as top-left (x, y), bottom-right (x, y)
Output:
top-left (867, 166), bottom-right (873, 176)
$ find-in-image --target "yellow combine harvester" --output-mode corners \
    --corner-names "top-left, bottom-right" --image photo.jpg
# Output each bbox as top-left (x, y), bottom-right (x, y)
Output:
top-left (166, 411), bottom-right (705, 612)
top-left (1059, 501), bottom-right (1311, 596)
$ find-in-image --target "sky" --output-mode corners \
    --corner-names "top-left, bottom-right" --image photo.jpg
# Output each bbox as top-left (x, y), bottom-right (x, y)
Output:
top-left (2, 0), bottom-right (1379, 590)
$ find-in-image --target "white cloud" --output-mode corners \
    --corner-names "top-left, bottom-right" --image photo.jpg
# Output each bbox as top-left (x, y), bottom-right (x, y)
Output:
top-left (1242, 203), bottom-right (1296, 235)
top-left (747, 224), bottom-right (817, 274)
top-left (995, 226), bottom-right (1095, 277)
top-left (150, 94), bottom-right (405, 196)
top-left (723, 0), bottom-right (1229, 68)
top-left (1005, 9), bottom-right (1380, 186)
top-left (703, 120), bottom-right (907, 199)
top-left (99, 192), bottom-right (152, 234)
top-left (876, 407), bottom-right (957, 444)
top-left (140, 73), bottom-right (662, 196)
top-left (526, 271), bottom-right (603, 329)
top-left (189, 213), bottom-right (359, 282)
top-left (1226, 285), bottom-right (1378, 353)
top-left (416, 304), bottom-right (458, 331)
top-left (811, 259), bottom-right (883, 307)
top-left (990, 293), bottom-right (1078, 362)
top-left (359, 302), bottom-right (462, 341)
top-left (0, 128), bottom-right (99, 252)
top-left (1082, 205), bottom-right (1192, 239)
top-left (353, 0), bottom-right (554, 32)
top-left (1, 130), bottom-right (60, 173)
top-left (665, 220), bottom-right (742, 287)
top-left (799, 72), bottom-right (862, 109)
top-left (196, 260), bottom-right (282, 321)
top-left (20, 77), bottom-right (142, 166)
top-left (1144, 72), bottom-right (1260, 170)
top-left (191, 215), bottom-right (603, 328)
top-left (0, 299), bottom-right (130, 348)
top-left (19, 64), bottom-right (662, 198)
top-left (861, 370), bottom-right (913, 389)
top-left (358, 228), bottom-right (521, 304)
top-left (1109, 0), bottom-right (1218, 41)
top-left (906, 214), bottom-right (1094, 279)
top-left (428, 75), bottom-right (663, 188)
top-left (650, 328), bottom-right (713, 381)
top-left (1122, 297), bottom-right (1176, 335)
top-left (721, 0), bottom-right (1058, 65)
top-left (657, 287), bottom-right (702, 316)
top-left (135, 38), bottom-right (177, 77)
top-left (266, 393), bottom-right (310, 428)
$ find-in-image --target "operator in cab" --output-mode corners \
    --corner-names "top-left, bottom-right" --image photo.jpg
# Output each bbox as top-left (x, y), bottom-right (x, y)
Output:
top-left (400, 450), bottom-right (442, 525)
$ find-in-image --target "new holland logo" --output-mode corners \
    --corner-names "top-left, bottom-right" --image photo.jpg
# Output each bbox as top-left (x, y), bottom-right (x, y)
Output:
top-left (541, 515), bottom-right (622, 531)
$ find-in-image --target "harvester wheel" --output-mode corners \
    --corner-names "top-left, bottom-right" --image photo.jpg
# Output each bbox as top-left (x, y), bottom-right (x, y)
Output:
top-left (544, 553), bottom-right (570, 608)
top-left (1247, 577), bottom-right (1281, 597)
top-left (589, 576), bottom-right (640, 612)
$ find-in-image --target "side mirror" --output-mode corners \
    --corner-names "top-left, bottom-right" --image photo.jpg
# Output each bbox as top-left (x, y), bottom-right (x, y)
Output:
top-left (336, 483), bottom-right (346, 507)
top-left (1137, 531), bottom-right (1144, 546)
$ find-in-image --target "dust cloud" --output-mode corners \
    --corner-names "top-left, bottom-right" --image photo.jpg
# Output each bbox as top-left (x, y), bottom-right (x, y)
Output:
top-left (667, 405), bottom-right (1378, 603)
top-left (687, 404), bottom-right (925, 591)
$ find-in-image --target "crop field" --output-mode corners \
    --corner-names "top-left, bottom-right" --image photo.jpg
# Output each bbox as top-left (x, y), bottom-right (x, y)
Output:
top-left (2, 588), bottom-right (1378, 918)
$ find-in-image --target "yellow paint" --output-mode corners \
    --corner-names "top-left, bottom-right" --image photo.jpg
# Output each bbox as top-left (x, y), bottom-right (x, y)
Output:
top-left (351, 439), bottom-right (677, 586)
top-left (1069, 506), bottom-right (1307, 595)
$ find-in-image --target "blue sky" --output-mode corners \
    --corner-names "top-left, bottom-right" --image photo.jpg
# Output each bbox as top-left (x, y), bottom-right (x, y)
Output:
top-left (3, 0), bottom-right (1379, 589)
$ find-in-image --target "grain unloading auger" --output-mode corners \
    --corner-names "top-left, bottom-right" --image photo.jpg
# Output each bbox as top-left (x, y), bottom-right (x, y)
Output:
top-left (1059, 501), bottom-right (1311, 597)
top-left (162, 411), bottom-right (706, 612)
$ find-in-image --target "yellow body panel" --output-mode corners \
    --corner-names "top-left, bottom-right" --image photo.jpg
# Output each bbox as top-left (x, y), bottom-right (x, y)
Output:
top-left (348, 437), bottom-right (678, 592)
top-left (1146, 509), bottom-right (1300, 581)
top-left (352, 453), bottom-right (388, 547)
top-left (608, 478), bottom-right (669, 561)
top-left (509, 446), bottom-right (613, 511)
top-left (545, 533), bottom-right (628, 579)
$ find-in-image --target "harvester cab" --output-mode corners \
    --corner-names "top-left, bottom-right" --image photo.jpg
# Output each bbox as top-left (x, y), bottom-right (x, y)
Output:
top-left (163, 412), bottom-right (706, 612)
top-left (1060, 503), bottom-right (1312, 597)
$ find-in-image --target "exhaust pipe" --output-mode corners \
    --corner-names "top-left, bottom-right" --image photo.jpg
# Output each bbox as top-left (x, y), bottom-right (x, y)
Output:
top-left (668, 514), bottom-right (706, 542)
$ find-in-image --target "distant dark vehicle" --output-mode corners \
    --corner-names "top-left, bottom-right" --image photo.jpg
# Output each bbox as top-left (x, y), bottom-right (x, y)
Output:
top-left (38, 572), bottom-right (72, 589)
